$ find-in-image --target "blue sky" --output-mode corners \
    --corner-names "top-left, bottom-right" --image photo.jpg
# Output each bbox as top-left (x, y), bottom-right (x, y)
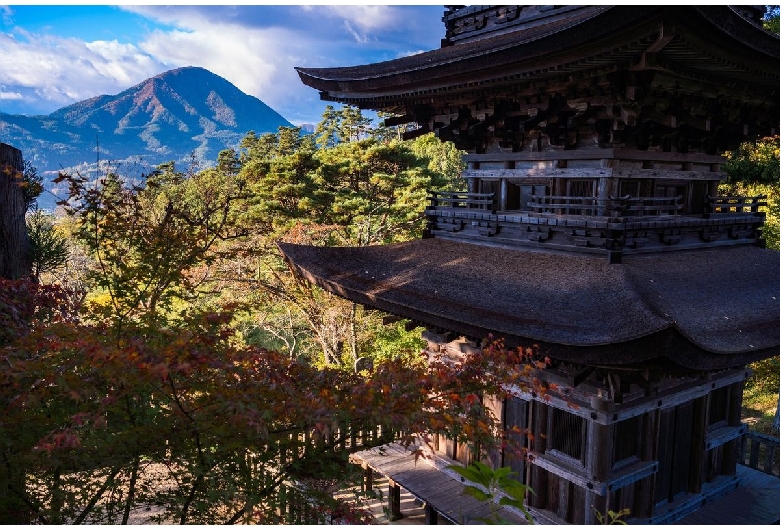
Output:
top-left (0, 4), bottom-right (444, 125)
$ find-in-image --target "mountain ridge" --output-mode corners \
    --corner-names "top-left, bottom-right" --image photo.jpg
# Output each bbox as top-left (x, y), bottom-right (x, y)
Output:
top-left (0, 67), bottom-right (292, 209)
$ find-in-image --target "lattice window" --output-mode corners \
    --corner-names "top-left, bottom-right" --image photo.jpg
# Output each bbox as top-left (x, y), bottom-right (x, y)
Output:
top-left (567, 179), bottom-right (595, 198)
top-left (549, 407), bottom-right (586, 463)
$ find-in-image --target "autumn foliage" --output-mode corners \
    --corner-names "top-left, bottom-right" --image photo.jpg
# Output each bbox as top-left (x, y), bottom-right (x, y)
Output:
top-left (0, 278), bottom-right (546, 523)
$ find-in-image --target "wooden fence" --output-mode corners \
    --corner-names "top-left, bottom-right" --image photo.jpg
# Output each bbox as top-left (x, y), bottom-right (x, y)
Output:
top-left (741, 430), bottom-right (780, 477)
top-left (271, 422), bottom-right (401, 523)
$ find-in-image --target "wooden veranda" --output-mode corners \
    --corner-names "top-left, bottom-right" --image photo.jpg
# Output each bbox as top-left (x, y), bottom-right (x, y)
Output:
top-left (350, 442), bottom-right (532, 525)
top-left (351, 431), bottom-right (780, 525)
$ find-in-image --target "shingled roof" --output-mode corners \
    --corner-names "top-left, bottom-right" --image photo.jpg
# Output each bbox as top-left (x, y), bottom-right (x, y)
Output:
top-left (278, 239), bottom-right (780, 371)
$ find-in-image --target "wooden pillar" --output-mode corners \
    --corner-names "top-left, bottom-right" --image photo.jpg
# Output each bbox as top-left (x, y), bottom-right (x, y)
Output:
top-left (689, 395), bottom-right (708, 493)
top-left (467, 163), bottom-right (479, 195)
top-left (362, 464), bottom-right (373, 492)
top-left (585, 421), bottom-right (612, 524)
top-left (425, 503), bottom-right (439, 525)
top-left (388, 479), bottom-right (403, 520)
top-left (528, 401), bottom-right (548, 509)
top-left (632, 411), bottom-right (658, 518)
top-left (722, 380), bottom-right (745, 475)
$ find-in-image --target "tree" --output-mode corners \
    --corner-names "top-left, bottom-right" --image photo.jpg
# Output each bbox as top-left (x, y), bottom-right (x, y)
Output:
top-left (0, 118), bottom-right (549, 523)
top-left (0, 275), bottom-right (549, 523)
top-left (26, 209), bottom-right (69, 283)
top-left (315, 105), bottom-right (373, 148)
top-left (54, 163), bottom-right (247, 324)
top-left (409, 132), bottom-right (467, 191)
top-left (21, 159), bottom-right (44, 212)
top-left (219, 112), bottom-right (455, 368)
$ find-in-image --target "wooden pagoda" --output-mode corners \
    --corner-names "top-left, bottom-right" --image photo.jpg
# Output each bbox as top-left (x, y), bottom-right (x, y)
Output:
top-left (280, 6), bottom-right (780, 524)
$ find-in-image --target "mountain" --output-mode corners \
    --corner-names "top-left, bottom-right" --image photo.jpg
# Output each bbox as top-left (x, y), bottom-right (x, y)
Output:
top-left (0, 67), bottom-right (292, 209)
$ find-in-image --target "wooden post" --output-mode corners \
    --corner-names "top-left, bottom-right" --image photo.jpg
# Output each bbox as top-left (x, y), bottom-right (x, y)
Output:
top-left (689, 395), bottom-right (708, 493)
top-left (362, 463), bottom-right (373, 492)
top-left (585, 420), bottom-right (612, 525)
top-left (632, 412), bottom-right (657, 518)
top-left (722, 381), bottom-right (745, 476)
top-left (425, 503), bottom-right (439, 525)
top-left (0, 143), bottom-right (31, 280)
top-left (528, 401), bottom-right (549, 509)
top-left (388, 479), bottom-right (403, 520)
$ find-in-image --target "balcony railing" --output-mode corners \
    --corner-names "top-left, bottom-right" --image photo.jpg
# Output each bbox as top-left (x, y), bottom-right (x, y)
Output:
top-left (706, 195), bottom-right (767, 217)
top-left (427, 191), bottom-right (765, 220)
top-left (424, 190), bottom-right (766, 259)
top-left (741, 430), bottom-right (780, 478)
top-left (527, 195), bottom-right (683, 217)
top-left (428, 191), bottom-right (495, 211)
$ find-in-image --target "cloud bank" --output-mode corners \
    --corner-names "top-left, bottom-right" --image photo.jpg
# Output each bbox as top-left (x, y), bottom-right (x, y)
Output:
top-left (0, 5), bottom-right (443, 124)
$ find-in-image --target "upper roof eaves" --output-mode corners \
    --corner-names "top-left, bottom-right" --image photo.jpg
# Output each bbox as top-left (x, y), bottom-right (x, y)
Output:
top-left (295, 5), bottom-right (611, 85)
top-left (295, 6), bottom-right (780, 95)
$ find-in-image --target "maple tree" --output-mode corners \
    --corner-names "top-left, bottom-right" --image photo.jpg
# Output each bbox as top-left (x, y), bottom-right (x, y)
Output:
top-left (0, 123), bottom-right (546, 522)
top-left (0, 276), bottom-right (547, 523)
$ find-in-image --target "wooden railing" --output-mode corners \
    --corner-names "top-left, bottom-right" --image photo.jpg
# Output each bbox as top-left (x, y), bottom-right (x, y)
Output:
top-left (428, 190), bottom-right (763, 220)
top-left (614, 195), bottom-right (683, 216)
top-left (741, 430), bottom-right (780, 477)
top-left (527, 195), bottom-right (607, 216)
top-left (428, 191), bottom-right (495, 211)
top-left (270, 422), bottom-right (401, 523)
top-left (706, 195), bottom-right (767, 216)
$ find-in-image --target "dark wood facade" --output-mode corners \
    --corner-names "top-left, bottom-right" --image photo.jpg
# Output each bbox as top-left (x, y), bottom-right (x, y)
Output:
top-left (286, 5), bottom-right (780, 524)
top-left (422, 332), bottom-right (748, 524)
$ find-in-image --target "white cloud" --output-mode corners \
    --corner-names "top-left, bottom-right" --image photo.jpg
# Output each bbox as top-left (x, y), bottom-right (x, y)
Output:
top-left (322, 5), bottom-right (398, 33)
top-left (343, 21), bottom-right (369, 44)
top-left (0, 90), bottom-right (24, 101)
top-left (0, 31), bottom-right (165, 112)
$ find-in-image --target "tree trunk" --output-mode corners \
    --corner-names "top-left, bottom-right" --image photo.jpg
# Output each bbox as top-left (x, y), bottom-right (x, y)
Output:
top-left (773, 389), bottom-right (780, 435)
top-left (0, 143), bottom-right (31, 280)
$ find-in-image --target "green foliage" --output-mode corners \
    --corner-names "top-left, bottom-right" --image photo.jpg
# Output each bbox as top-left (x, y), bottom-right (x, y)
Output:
top-left (362, 319), bottom-right (426, 365)
top-left (26, 209), bottom-right (69, 282)
top-left (722, 136), bottom-right (780, 250)
top-left (594, 508), bottom-right (630, 525)
top-left (448, 461), bottom-right (534, 524)
top-left (55, 163), bottom-right (246, 323)
top-left (225, 107), bottom-right (459, 367)
top-left (314, 137), bottom-right (445, 245)
top-left (723, 135), bottom-right (780, 186)
top-left (315, 105), bottom-right (373, 147)
top-left (21, 159), bottom-right (43, 212)
top-left (409, 132), bottom-right (467, 191)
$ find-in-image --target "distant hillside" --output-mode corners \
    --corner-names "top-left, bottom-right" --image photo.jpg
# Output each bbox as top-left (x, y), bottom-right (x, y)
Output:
top-left (0, 67), bottom-right (292, 209)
